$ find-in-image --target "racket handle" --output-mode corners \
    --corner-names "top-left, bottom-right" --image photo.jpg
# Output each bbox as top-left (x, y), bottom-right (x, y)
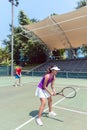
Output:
top-left (56, 92), bottom-right (62, 96)
top-left (56, 92), bottom-right (59, 95)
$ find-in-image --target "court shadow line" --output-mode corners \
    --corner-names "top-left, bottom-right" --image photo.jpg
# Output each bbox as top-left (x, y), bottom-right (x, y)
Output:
top-left (29, 110), bottom-right (64, 123)
top-left (43, 113), bottom-right (64, 122)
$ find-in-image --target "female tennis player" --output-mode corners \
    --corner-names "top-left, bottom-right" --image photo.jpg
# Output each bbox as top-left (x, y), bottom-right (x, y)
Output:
top-left (35, 65), bottom-right (60, 126)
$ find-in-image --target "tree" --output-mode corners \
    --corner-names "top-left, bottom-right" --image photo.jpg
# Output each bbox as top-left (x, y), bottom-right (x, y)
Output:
top-left (76, 0), bottom-right (86, 9)
top-left (50, 13), bottom-right (57, 16)
top-left (31, 18), bottom-right (39, 23)
top-left (75, 0), bottom-right (87, 58)
top-left (18, 10), bottom-right (32, 25)
top-left (27, 40), bottom-right (48, 64)
top-left (52, 48), bottom-right (65, 60)
top-left (2, 10), bottom-right (49, 66)
top-left (0, 47), bottom-right (10, 65)
top-left (80, 46), bottom-right (87, 57)
top-left (17, 11), bottom-right (49, 64)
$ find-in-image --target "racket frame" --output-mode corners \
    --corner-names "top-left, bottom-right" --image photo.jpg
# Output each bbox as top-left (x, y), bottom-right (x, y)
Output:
top-left (56, 87), bottom-right (76, 98)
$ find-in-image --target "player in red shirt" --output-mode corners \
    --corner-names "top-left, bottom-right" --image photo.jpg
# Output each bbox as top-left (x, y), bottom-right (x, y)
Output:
top-left (14, 66), bottom-right (22, 87)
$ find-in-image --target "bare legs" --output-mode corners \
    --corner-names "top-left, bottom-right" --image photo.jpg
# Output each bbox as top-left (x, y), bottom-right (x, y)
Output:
top-left (38, 98), bottom-right (46, 118)
top-left (38, 96), bottom-right (52, 118)
top-left (48, 96), bottom-right (52, 112)
top-left (36, 96), bottom-right (56, 125)
top-left (15, 77), bottom-right (22, 87)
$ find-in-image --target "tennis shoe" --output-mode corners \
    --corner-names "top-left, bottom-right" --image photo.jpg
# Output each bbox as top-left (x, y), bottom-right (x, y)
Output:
top-left (15, 84), bottom-right (17, 87)
top-left (36, 118), bottom-right (43, 126)
top-left (48, 111), bottom-right (57, 117)
top-left (19, 84), bottom-right (23, 87)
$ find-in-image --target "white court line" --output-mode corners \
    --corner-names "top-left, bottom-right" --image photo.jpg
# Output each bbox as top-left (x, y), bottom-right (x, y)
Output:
top-left (0, 81), bottom-right (37, 87)
top-left (14, 88), bottom-right (79, 130)
top-left (54, 106), bottom-right (87, 115)
top-left (14, 97), bottom-right (66, 130)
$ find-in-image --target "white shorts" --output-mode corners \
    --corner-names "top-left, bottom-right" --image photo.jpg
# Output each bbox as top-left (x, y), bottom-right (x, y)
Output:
top-left (35, 87), bottom-right (51, 98)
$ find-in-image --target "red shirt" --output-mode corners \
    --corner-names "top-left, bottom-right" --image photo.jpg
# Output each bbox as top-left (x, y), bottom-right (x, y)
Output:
top-left (16, 67), bottom-right (22, 75)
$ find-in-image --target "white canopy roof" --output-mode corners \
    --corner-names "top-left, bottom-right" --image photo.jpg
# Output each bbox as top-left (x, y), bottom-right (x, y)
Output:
top-left (23, 6), bottom-right (87, 50)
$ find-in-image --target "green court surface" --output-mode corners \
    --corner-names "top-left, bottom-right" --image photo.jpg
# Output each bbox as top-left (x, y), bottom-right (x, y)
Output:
top-left (0, 76), bottom-right (87, 130)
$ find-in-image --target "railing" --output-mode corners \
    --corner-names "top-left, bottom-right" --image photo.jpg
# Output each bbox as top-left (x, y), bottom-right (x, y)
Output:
top-left (0, 66), bottom-right (87, 78)
top-left (0, 66), bottom-right (11, 76)
top-left (22, 71), bottom-right (87, 79)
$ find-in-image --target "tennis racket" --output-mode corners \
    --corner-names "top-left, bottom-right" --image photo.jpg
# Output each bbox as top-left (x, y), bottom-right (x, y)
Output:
top-left (15, 74), bottom-right (20, 78)
top-left (56, 87), bottom-right (76, 98)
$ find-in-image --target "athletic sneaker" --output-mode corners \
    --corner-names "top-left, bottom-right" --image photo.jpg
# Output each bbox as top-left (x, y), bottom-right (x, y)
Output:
top-left (14, 84), bottom-right (17, 87)
top-left (36, 118), bottom-right (43, 126)
top-left (19, 84), bottom-right (23, 87)
top-left (48, 111), bottom-right (57, 117)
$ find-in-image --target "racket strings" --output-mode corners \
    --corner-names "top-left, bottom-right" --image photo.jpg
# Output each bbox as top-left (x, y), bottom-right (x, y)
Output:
top-left (63, 87), bottom-right (76, 98)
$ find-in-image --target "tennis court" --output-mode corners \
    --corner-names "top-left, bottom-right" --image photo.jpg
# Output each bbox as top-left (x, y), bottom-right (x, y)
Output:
top-left (0, 76), bottom-right (87, 130)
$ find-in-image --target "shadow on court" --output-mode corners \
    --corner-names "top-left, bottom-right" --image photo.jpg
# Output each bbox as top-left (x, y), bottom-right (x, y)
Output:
top-left (29, 110), bottom-right (38, 117)
top-left (43, 113), bottom-right (64, 123)
top-left (29, 110), bottom-right (64, 123)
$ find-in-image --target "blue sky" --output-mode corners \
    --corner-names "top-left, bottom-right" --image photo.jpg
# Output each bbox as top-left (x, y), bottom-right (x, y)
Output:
top-left (0, 0), bottom-right (79, 44)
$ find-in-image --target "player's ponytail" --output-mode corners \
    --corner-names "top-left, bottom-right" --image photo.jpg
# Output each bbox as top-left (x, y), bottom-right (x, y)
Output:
top-left (46, 65), bottom-right (55, 74)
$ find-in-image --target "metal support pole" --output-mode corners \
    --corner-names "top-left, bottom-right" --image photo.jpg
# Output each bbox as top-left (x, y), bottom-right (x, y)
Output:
top-left (11, 1), bottom-right (14, 76)
top-left (8, 0), bottom-right (19, 76)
